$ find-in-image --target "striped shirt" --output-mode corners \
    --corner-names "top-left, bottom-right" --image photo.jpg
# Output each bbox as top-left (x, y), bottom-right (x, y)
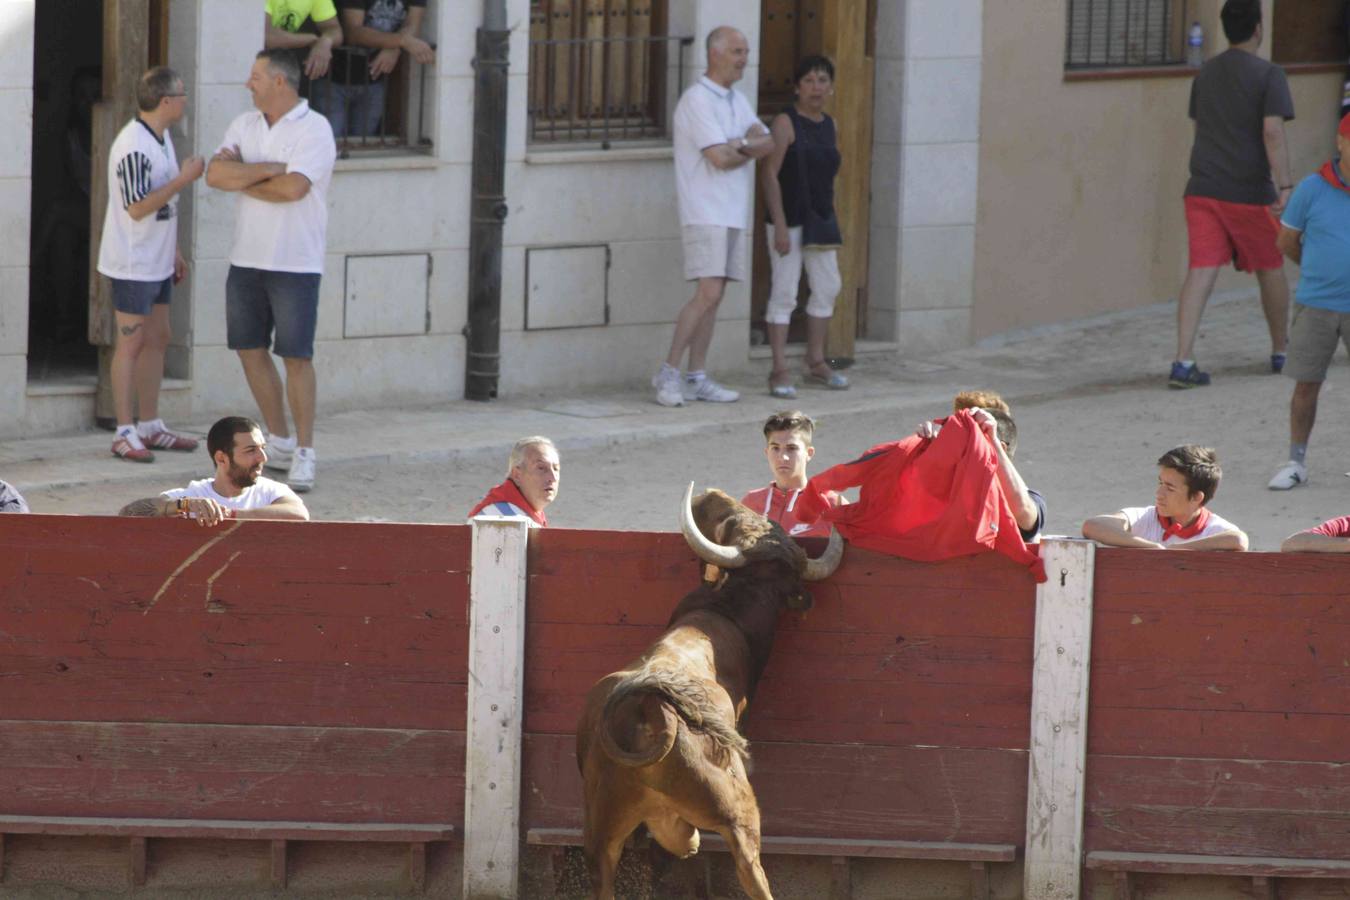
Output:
top-left (97, 118), bottom-right (180, 282)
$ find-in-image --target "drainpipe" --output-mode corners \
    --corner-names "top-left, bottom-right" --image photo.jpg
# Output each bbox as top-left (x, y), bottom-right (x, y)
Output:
top-left (464, 0), bottom-right (510, 401)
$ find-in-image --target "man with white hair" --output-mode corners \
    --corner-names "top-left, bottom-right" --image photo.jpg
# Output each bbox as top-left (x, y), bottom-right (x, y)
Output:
top-left (651, 25), bottom-right (774, 408)
top-left (468, 437), bottom-right (560, 527)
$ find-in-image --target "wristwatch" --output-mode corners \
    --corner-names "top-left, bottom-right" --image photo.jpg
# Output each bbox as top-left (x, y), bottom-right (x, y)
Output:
top-left (733, 137), bottom-right (748, 152)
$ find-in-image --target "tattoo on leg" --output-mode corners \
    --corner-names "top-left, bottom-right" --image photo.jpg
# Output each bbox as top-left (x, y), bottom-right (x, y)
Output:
top-left (120, 323), bottom-right (143, 336)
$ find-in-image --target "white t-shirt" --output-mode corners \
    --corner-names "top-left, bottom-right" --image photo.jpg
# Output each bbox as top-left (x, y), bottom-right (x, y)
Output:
top-left (161, 476), bottom-right (301, 511)
top-left (673, 76), bottom-right (762, 229)
top-left (215, 100), bottom-right (336, 274)
top-left (97, 119), bottom-right (180, 282)
top-left (1120, 506), bottom-right (1240, 546)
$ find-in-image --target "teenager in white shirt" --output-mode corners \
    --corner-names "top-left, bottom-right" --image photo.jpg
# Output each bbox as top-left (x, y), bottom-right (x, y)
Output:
top-left (118, 416), bottom-right (309, 526)
top-left (96, 66), bottom-right (205, 463)
top-left (206, 49), bottom-right (337, 495)
top-left (1082, 445), bottom-right (1248, 550)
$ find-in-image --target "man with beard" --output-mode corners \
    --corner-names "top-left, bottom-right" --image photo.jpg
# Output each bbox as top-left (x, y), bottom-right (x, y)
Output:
top-left (118, 416), bottom-right (309, 526)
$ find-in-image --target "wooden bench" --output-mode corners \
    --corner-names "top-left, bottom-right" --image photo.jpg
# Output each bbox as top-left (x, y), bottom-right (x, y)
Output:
top-left (1087, 850), bottom-right (1350, 899)
top-left (0, 815), bottom-right (456, 892)
top-left (528, 827), bottom-right (1016, 899)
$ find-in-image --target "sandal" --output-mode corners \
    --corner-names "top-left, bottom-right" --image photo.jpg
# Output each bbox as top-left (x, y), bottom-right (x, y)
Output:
top-left (769, 371), bottom-right (797, 399)
top-left (802, 364), bottom-right (849, 390)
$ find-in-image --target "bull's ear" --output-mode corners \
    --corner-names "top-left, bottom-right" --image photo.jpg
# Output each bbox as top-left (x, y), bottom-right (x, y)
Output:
top-left (786, 589), bottom-right (814, 611)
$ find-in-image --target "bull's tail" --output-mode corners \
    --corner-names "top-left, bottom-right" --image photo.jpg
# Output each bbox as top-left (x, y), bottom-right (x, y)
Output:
top-left (598, 667), bottom-right (749, 768)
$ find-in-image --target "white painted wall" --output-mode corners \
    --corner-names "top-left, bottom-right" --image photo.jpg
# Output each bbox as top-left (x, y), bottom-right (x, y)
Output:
top-left (869, 0), bottom-right (984, 355)
top-left (0, 1), bottom-right (35, 429)
top-left (495, 0), bottom-right (760, 393)
top-left (5, 0), bottom-right (818, 436)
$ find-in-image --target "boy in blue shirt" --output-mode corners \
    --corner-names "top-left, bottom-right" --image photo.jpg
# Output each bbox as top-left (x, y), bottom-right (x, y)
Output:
top-left (1269, 112), bottom-right (1350, 489)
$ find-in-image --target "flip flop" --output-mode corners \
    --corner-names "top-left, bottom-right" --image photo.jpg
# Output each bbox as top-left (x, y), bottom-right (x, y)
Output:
top-left (803, 368), bottom-right (849, 390)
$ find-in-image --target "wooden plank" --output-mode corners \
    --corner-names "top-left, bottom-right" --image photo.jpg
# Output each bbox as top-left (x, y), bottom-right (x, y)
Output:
top-left (462, 516), bottom-right (531, 900)
top-left (0, 657), bottom-right (467, 730)
top-left (271, 838), bottom-right (287, 889)
top-left (409, 842), bottom-right (427, 893)
top-left (0, 816), bottom-right (454, 842)
top-left (0, 722), bottom-right (465, 824)
top-left (1086, 851), bottom-right (1350, 878)
top-left (128, 835), bottom-right (146, 886)
top-left (1024, 539), bottom-right (1095, 900)
top-left (521, 732), bottom-right (1027, 845)
top-left (970, 861), bottom-right (991, 900)
top-left (525, 827), bottom-right (1014, 861)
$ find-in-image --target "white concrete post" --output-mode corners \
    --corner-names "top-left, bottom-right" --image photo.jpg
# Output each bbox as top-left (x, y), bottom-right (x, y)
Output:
top-left (463, 516), bottom-right (532, 900)
top-left (1023, 538), bottom-right (1096, 900)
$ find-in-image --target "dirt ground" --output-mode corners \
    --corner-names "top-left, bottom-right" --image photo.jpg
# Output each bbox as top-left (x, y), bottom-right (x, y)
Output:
top-left (25, 360), bottom-right (1349, 553)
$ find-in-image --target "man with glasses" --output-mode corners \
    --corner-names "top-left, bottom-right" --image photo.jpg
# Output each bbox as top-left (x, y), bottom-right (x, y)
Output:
top-left (96, 66), bottom-right (205, 463)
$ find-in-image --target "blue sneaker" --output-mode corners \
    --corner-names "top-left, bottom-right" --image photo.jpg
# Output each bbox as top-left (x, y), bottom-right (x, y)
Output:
top-left (1168, 361), bottom-right (1210, 389)
top-left (1271, 353), bottom-right (1286, 374)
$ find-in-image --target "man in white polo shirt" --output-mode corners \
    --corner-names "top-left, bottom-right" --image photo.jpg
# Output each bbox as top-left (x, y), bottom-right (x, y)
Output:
top-left (651, 26), bottom-right (774, 408)
top-left (205, 49), bottom-right (336, 493)
top-left (97, 66), bottom-right (206, 463)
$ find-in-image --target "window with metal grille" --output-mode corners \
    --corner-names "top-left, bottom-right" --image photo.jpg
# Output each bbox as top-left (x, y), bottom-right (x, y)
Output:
top-left (1065, 0), bottom-right (1187, 70)
top-left (528, 0), bottom-right (691, 145)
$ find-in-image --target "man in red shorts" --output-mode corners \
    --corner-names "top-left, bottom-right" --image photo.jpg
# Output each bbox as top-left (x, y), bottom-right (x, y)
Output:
top-left (1171, 0), bottom-right (1294, 389)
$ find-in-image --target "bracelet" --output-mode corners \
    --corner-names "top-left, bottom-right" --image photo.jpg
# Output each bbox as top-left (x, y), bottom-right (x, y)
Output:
top-left (174, 498), bottom-right (187, 515)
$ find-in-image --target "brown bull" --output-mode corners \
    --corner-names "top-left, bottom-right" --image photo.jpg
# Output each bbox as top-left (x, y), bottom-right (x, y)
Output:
top-left (576, 484), bottom-right (844, 900)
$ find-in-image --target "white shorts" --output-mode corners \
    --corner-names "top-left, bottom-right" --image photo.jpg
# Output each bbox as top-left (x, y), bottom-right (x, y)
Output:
top-left (682, 225), bottom-right (747, 282)
top-left (764, 225), bottom-right (841, 325)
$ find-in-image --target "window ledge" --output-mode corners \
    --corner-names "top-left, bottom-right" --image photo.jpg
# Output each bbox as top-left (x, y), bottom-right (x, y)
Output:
top-left (524, 144), bottom-right (674, 166)
top-left (1064, 64), bottom-right (1197, 82)
top-left (1281, 62), bottom-right (1347, 75)
top-left (334, 149), bottom-right (439, 173)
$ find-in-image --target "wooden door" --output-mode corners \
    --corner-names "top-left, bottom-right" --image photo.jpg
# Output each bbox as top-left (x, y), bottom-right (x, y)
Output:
top-left (752, 0), bottom-right (874, 361)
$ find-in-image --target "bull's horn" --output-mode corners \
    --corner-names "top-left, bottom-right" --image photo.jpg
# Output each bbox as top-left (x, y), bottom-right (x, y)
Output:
top-left (680, 482), bottom-right (747, 569)
top-left (802, 529), bottom-right (845, 582)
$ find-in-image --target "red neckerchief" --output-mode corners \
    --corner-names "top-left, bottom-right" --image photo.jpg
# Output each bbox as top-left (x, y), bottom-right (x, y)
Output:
top-left (1157, 507), bottom-right (1210, 541)
top-left (1319, 159), bottom-right (1350, 194)
top-left (468, 478), bottom-right (547, 526)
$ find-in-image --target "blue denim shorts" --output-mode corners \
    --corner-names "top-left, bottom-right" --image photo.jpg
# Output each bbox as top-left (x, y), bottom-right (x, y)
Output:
top-left (225, 265), bottom-right (321, 359)
top-left (110, 277), bottom-right (172, 316)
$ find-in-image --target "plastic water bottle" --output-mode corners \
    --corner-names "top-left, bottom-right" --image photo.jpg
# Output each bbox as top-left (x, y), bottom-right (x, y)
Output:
top-left (1186, 22), bottom-right (1204, 67)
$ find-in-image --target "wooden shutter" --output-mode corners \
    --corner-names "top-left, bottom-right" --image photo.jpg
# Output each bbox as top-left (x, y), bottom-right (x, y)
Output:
top-left (1272, 0), bottom-right (1348, 65)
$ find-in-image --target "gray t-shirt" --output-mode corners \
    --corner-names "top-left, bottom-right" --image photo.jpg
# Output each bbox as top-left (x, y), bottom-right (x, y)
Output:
top-left (1185, 48), bottom-right (1295, 206)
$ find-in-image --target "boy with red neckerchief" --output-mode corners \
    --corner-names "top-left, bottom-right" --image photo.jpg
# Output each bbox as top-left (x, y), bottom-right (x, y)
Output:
top-left (1082, 445), bottom-right (1248, 550)
top-left (740, 411), bottom-right (845, 538)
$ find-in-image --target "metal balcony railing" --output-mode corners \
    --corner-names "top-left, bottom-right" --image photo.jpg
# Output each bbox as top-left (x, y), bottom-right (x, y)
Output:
top-left (300, 46), bottom-right (434, 155)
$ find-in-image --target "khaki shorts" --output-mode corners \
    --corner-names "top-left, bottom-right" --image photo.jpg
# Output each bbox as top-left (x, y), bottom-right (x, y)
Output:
top-left (1286, 303), bottom-right (1350, 383)
top-left (682, 225), bottom-right (747, 282)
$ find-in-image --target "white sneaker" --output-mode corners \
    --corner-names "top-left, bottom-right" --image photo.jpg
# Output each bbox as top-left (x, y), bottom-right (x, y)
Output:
top-left (1268, 460), bottom-right (1307, 490)
top-left (652, 369), bottom-right (685, 407)
top-left (264, 435), bottom-right (295, 471)
top-left (683, 376), bottom-right (740, 403)
top-left (288, 450), bottom-right (315, 493)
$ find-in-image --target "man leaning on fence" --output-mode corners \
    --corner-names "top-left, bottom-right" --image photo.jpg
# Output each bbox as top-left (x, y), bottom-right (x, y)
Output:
top-left (264, 0), bottom-right (344, 80)
top-left (651, 26), bottom-right (774, 408)
top-left (328, 0), bottom-right (435, 140)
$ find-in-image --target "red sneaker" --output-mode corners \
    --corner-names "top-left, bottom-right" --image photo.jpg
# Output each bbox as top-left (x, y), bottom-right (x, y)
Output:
top-left (141, 427), bottom-right (199, 452)
top-left (112, 436), bottom-right (154, 463)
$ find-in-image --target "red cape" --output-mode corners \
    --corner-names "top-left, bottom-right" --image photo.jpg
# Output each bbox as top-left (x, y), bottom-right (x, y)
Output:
top-left (468, 479), bottom-right (547, 527)
top-left (796, 410), bottom-right (1046, 581)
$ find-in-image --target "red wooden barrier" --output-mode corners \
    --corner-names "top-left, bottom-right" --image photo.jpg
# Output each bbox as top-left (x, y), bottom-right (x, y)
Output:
top-left (0, 515), bottom-right (471, 827)
top-left (520, 528), bottom-right (1037, 846)
top-left (1085, 549), bottom-right (1350, 860)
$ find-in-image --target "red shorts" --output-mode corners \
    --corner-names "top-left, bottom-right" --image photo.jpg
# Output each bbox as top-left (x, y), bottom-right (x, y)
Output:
top-left (1184, 195), bottom-right (1282, 271)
